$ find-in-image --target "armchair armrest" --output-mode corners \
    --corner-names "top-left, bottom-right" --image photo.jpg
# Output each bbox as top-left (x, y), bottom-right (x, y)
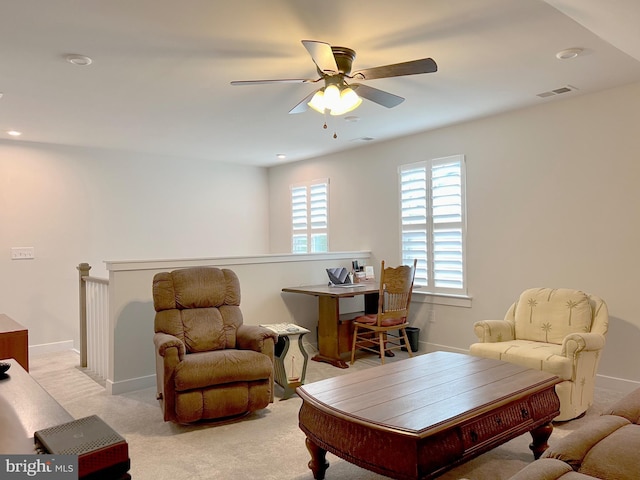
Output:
top-left (561, 332), bottom-right (606, 357)
top-left (473, 320), bottom-right (515, 343)
top-left (237, 325), bottom-right (278, 404)
top-left (154, 332), bottom-right (186, 360)
top-left (153, 332), bottom-right (185, 422)
top-left (237, 325), bottom-right (278, 355)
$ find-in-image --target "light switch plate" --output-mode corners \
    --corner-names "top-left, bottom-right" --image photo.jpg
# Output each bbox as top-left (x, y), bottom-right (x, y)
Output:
top-left (11, 247), bottom-right (35, 260)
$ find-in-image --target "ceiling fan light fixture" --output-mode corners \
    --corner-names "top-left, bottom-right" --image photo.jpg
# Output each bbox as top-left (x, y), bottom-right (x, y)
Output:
top-left (323, 84), bottom-right (341, 111)
top-left (308, 89), bottom-right (326, 113)
top-left (308, 84), bottom-right (362, 116)
top-left (330, 87), bottom-right (362, 116)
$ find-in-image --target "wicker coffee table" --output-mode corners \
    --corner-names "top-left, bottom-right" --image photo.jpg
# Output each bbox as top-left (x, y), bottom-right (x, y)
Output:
top-left (297, 351), bottom-right (561, 480)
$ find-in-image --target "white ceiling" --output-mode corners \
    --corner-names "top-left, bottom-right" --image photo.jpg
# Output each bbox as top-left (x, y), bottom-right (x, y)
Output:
top-left (1, 0), bottom-right (640, 167)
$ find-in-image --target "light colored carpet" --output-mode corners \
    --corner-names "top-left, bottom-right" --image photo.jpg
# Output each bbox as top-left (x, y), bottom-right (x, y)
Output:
top-left (29, 349), bottom-right (626, 480)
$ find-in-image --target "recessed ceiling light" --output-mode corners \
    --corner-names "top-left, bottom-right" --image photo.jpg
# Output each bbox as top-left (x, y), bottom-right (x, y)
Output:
top-left (7, 130), bottom-right (22, 137)
top-left (344, 116), bottom-right (360, 123)
top-left (276, 153), bottom-right (286, 160)
top-left (556, 48), bottom-right (583, 60)
top-left (66, 54), bottom-right (93, 66)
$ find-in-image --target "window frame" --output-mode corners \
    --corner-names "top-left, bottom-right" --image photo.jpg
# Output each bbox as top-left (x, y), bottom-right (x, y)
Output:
top-left (398, 155), bottom-right (467, 295)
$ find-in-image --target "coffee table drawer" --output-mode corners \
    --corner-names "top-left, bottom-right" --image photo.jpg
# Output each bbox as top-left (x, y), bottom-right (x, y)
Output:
top-left (461, 400), bottom-right (532, 449)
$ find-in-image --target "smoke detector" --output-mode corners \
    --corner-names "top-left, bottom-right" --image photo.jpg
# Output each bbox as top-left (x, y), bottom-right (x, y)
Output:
top-left (556, 48), bottom-right (583, 60)
top-left (66, 54), bottom-right (93, 66)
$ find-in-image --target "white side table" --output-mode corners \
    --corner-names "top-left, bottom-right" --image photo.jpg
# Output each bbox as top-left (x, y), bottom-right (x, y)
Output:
top-left (261, 323), bottom-right (310, 399)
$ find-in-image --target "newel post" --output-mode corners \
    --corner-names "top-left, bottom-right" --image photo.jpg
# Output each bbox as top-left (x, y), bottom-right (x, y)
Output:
top-left (77, 262), bottom-right (91, 368)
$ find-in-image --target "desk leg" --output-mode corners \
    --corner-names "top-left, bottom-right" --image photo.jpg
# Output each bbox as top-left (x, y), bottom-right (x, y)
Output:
top-left (312, 296), bottom-right (349, 369)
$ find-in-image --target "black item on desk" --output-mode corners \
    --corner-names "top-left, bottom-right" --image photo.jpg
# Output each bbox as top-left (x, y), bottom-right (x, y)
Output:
top-left (326, 267), bottom-right (351, 285)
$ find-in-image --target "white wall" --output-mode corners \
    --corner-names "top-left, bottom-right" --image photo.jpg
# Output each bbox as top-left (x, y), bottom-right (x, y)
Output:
top-left (4, 81), bottom-right (640, 392)
top-left (268, 81), bottom-right (640, 390)
top-left (0, 141), bottom-right (270, 352)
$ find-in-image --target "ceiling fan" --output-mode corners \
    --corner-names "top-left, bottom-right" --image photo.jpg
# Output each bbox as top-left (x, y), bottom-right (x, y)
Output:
top-left (231, 40), bottom-right (437, 116)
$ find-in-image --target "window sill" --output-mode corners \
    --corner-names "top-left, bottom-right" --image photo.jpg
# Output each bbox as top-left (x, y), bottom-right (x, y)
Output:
top-left (411, 291), bottom-right (472, 308)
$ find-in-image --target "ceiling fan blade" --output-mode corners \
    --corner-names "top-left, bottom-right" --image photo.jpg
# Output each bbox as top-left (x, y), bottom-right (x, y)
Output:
top-left (353, 58), bottom-right (437, 80)
top-left (231, 78), bottom-right (316, 86)
top-left (351, 84), bottom-right (404, 108)
top-left (302, 40), bottom-right (339, 74)
top-left (288, 89), bottom-right (320, 114)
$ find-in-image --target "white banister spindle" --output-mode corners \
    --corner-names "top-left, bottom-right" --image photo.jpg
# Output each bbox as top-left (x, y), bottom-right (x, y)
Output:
top-left (81, 271), bottom-right (109, 380)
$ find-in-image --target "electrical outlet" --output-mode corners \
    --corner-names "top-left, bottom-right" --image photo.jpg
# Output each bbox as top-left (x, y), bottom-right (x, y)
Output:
top-left (11, 247), bottom-right (35, 260)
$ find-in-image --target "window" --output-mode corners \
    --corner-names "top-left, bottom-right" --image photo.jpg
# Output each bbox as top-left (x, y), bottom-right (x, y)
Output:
top-left (399, 155), bottom-right (466, 294)
top-left (291, 179), bottom-right (329, 253)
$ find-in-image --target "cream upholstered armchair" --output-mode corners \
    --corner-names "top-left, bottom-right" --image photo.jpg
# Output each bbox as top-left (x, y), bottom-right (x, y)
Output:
top-left (470, 288), bottom-right (608, 421)
top-left (153, 266), bottom-right (278, 423)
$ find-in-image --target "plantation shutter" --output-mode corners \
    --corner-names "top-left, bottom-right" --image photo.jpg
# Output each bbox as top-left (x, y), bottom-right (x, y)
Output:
top-left (291, 185), bottom-right (309, 253)
top-left (291, 179), bottom-right (329, 253)
top-left (400, 167), bottom-right (429, 285)
top-left (431, 158), bottom-right (464, 290)
top-left (400, 155), bottom-right (466, 293)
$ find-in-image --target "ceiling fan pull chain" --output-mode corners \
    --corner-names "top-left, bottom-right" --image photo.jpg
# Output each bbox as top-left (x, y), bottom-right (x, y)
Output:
top-left (322, 115), bottom-right (338, 139)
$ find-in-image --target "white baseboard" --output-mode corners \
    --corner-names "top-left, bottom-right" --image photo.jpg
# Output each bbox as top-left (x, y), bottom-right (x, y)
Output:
top-left (423, 342), bottom-right (469, 355)
top-left (595, 374), bottom-right (640, 394)
top-left (29, 340), bottom-right (75, 357)
top-left (107, 374), bottom-right (156, 395)
top-left (23, 341), bottom-right (639, 402)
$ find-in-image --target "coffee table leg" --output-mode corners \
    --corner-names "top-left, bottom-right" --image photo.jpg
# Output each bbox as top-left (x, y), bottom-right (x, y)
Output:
top-left (305, 437), bottom-right (329, 480)
top-left (529, 421), bottom-right (553, 459)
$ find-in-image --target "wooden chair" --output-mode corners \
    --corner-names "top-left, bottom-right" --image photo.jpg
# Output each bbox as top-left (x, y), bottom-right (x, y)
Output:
top-left (350, 259), bottom-right (417, 365)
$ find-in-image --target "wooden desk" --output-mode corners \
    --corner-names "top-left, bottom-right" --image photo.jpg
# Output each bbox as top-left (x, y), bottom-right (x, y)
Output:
top-left (282, 283), bottom-right (379, 369)
top-left (0, 358), bottom-right (74, 453)
top-left (0, 313), bottom-right (29, 371)
top-left (297, 352), bottom-right (561, 480)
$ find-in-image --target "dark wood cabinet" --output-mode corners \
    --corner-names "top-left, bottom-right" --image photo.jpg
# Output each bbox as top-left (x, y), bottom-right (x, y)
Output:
top-left (0, 314), bottom-right (29, 371)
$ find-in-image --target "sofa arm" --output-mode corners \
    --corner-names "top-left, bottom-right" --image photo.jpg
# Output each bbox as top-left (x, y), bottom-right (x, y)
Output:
top-left (473, 320), bottom-right (515, 343)
top-left (237, 325), bottom-right (278, 355)
top-left (507, 458), bottom-right (575, 480)
top-left (542, 415), bottom-right (630, 470)
top-left (561, 332), bottom-right (606, 357)
top-left (154, 332), bottom-right (186, 360)
top-left (604, 387), bottom-right (640, 424)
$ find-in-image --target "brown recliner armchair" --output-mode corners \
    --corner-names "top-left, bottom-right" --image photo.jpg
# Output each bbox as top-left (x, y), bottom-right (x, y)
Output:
top-left (152, 266), bottom-right (278, 423)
